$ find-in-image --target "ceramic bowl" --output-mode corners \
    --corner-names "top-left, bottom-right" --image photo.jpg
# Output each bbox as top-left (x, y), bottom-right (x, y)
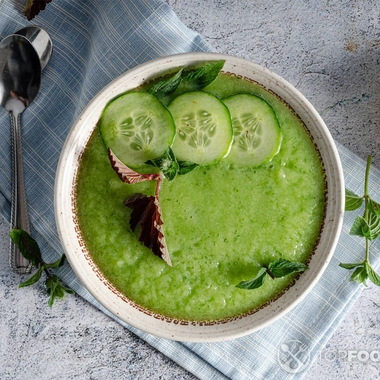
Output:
top-left (54, 52), bottom-right (344, 342)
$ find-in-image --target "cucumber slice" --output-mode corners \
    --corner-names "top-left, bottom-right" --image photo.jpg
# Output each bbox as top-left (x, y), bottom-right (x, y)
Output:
top-left (99, 92), bottom-right (175, 169)
top-left (223, 94), bottom-right (282, 167)
top-left (168, 91), bottom-right (233, 165)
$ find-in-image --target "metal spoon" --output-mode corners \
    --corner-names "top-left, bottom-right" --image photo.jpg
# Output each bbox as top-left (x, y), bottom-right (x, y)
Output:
top-left (15, 25), bottom-right (53, 71)
top-left (0, 34), bottom-right (41, 273)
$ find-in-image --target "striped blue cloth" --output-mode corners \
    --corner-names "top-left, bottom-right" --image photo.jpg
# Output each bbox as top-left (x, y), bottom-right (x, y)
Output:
top-left (0, 1), bottom-right (379, 379)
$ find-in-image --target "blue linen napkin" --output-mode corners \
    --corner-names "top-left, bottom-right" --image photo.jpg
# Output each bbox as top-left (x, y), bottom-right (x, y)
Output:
top-left (0, 1), bottom-right (379, 379)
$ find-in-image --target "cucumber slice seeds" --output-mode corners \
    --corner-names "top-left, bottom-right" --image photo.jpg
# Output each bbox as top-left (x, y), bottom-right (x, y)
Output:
top-left (169, 91), bottom-right (233, 165)
top-left (223, 94), bottom-right (282, 167)
top-left (99, 65), bottom-right (282, 170)
top-left (99, 92), bottom-right (175, 169)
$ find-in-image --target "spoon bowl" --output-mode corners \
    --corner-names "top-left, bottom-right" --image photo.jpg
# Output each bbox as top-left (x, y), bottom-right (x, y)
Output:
top-left (15, 25), bottom-right (53, 71)
top-left (0, 34), bottom-right (41, 273)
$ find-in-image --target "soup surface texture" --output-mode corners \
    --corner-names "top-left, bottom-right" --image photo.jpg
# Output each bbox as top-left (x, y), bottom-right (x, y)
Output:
top-left (76, 72), bottom-right (326, 321)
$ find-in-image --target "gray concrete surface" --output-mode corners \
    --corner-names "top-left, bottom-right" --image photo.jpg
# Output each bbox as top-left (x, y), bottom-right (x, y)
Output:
top-left (2, 0), bottom-right (380, 379)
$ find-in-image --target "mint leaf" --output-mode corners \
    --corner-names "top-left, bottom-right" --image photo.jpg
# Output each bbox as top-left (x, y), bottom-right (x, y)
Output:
top-left (351, 207), bottom-right (380, 241)
top-left (365, 262), bottom-right (380, 286)
top-left (236, 267), bottom-right (267, 289)
top-left (182, 60), bottom-right (225, 90)
top-left (267, 258), bottom-right (308, 278)
top-left (178, 161), bottom-right (198, 175)
top-left (148, 60), bottom-right (225, 97)
top-left (339, 262), bottom-right (364, 270)
top-left (349, 216), bottom-right (367, 238)
top-left (365, 201), bottom-right (380, 240)
top-left (9, 228), bottom-right (42, 267)
top-left (369, 198), bottom-right (380, 214)
top-left (146, 147), bottom-right (179, 181)
top-left (43, 255), bottom-right (66, 269)
top-left (19, 267), bottom-right (43, 288)
top-left (45, 275), bottom-right (74, 308)
top-left (345, 189), bottom-right (363, 211)
top-left (350, 266), bottom-right (368, 285)
top-left (148, 68), bottom-right (184, 96)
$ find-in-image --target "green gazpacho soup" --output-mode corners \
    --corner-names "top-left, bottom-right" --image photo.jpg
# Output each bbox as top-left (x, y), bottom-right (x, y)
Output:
top-left (76, 70), bottom-right (325, 321)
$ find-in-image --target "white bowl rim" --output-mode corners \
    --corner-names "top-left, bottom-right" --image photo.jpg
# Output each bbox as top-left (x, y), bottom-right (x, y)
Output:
top-left (54, 52), bottom-right (345, 342)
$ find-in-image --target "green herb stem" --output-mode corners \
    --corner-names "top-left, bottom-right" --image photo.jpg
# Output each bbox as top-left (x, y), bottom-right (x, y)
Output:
top-left (341, 154), bottom-right (380, 287)
top-left (364, 155), bottom-right (372, 197)
top-left (265, 267), bottom-right (276, 279)
top-left (365, 238), bottom-right (370, 263)
top-left (364, 155), bottom-right (372, 262)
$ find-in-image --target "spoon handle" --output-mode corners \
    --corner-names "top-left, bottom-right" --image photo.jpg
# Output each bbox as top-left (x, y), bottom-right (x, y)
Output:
top-left (10, 112), bottom-right (32, 273)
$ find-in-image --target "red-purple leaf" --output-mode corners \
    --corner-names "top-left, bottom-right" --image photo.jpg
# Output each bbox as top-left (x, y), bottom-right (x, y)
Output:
top-left (125, 194), bottom-right (171, 266)
top-left (108, 149), bottom-right (160, 184)
top-left (108, 149), bottom-right (170, 265)
top-left (24, 0), bottom-right (52, 21)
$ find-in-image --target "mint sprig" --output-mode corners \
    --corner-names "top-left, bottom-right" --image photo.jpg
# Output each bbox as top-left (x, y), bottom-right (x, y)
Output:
top-left (146, 147), bottom-right (179, 181)
top-left (10, 229), bottom-right (74, 306)
top-left (148, 68), bottom-right (184, 97)
top-left (146, 147), bottom-right (198, 181)
top-left (340, 155), bottom-right (380, 286)
top-left (182, 60), bottom-right (225, 90)
top-left (147, 60), bottom-right (225, 103)
top-left (236, 258), bottom-right (308, 290)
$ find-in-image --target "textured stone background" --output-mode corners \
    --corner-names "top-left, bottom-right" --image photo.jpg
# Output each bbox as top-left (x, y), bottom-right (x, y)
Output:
top-left (1, 0), bottom-right (380, 379)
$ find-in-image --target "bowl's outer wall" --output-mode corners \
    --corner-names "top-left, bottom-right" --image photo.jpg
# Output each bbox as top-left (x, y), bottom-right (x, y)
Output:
top-left (54, 52), bottom-right (345, 342)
